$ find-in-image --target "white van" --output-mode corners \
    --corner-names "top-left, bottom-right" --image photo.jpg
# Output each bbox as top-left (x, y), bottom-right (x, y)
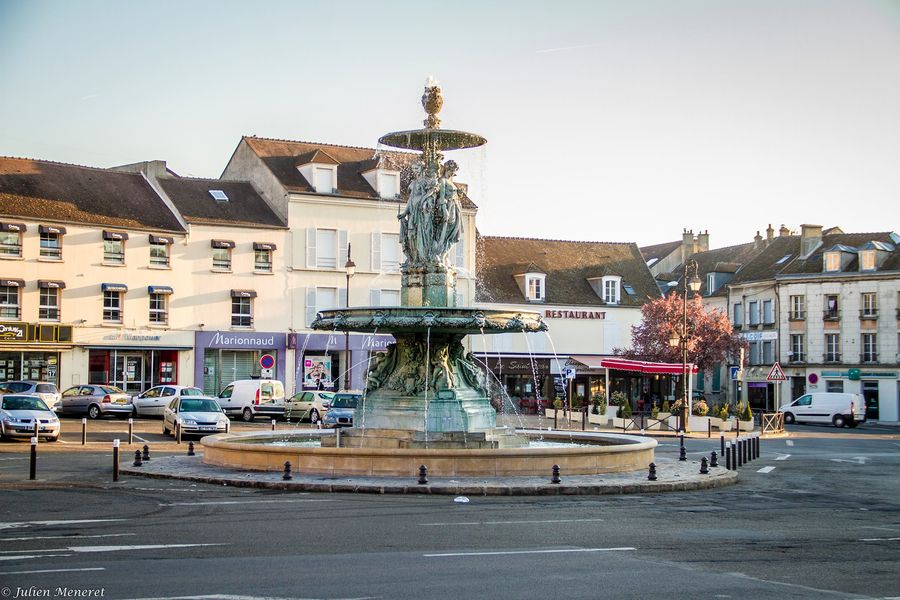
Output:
top-left (778, 392), bottom-right (865, 428)
top-left (216, 379), bottom-right (285, 422)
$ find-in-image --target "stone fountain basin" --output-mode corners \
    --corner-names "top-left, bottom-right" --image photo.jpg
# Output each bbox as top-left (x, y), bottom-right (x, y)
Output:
top-left (311, 306), bottom-right (547, 335)
top-left (201, 430), bottom-right (656, 477)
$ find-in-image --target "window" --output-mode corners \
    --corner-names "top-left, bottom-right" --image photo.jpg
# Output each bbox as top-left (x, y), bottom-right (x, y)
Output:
top-left (602, 276), bottom-right (621, 305)
top-left (0, 283), bottom-right (21, 319)
top-left (39, 225), bottom-right (65, 260)
top-left (211, 240), bottom-right (234, 271)
top-left (0, 223), bottom-right (25, 258)
top-left (316, 287), bottom-right (338, 311)
top-left (733, 302), bottom-right (743, 327)
top-left (102, 231), bottom-right (128, 264)
top-left (762, 341), bottom-right (774, 364)
top-left (149, 235), bottom-right (172, 267)
top-left (305, 286), bottom-right (345, 326)
top-left (209, 190), bottom-right (229, 202)
top-left (149, 293), bottom-right (168, 325)
top-left (824, 252), bottom-right (840, 272)
top-left (378, 172), bottom-right (400, 199)
top-left (790, 334), bottom-right (805, 362)
top-left (861, 333), bottom-right (877, 363)
top-left (748, 301), bottom-right (759, 326)
top-left (230, 291), bottom-right (255, 328)
top-left (103, 291), bottom-right (123, 323)
top-left (861, 292), bottom-right (877, 318)
top-left (526, 275), bottom-right (545, 302)
top-left (748, 342), bottom-right (760, 365)
top-left (762, 300), bottom-right (774, 325)
top-left (316, 229), bottom-right (337, 269)
top-left (789, 295), bottom-right (805, 320)
top-left (825, 334), bottom-right (840, 362)
top-left (826, 380), bottom-right (844, 393)
top-left (824, 295), bottom-right (839, 320)
top-left (253, 243), bottom-right (275, 273)
top-left (313, 167), bottom-right (335, 193)
top-left (39, 287), bottom-right (60, 321)
top-left (859, 250), bottom-right (875, 271)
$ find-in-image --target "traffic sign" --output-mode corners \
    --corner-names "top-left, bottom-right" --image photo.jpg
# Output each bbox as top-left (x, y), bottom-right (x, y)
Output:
top-left (564, 367), bottom-right (577, 380)
top-left (729, 366), bottom-right (742, 381)
top-left (767, 362), bottom-right (786, 381)
top-left (259, 354), bottom-right (275, 370)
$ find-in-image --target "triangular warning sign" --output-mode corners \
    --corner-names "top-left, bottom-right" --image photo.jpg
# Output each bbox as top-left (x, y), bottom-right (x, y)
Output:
top-left (767, 362), bottom-right (786, 381)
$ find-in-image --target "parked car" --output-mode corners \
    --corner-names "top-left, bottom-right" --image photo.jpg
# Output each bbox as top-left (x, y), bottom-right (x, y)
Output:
top-left (59, 384), bottom-right (134, 419)
top-left (778, 392), bottom-right (865, 428)
top-left (132, 385), bottom-right (204, 417)
top-left (322, 390), bottom-right (361, 428)
top-left (0, 381), bottom-right (61, 412)
top-left (215, 379), bottom-right (285, 422)
top-left (0, 394), bottom-right (60, 441)
top-left (285, 390), bottom-right (334, 423)
top-left (162, 396), bottom-right (230, 437)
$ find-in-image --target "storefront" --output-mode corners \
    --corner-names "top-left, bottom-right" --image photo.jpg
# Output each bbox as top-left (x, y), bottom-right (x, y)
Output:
top-left (195, 330), bottom-right (287, 396)
top-left (289, 332), bottom-right (394, 393)
top-left (481, 356), bottom-right (553, 413)
top-left (84, 330), bottom-right (194, 394)
top-left (570, 357), bottom-right (698, 413)
top-left (0, 321), bottom-right (73, 387)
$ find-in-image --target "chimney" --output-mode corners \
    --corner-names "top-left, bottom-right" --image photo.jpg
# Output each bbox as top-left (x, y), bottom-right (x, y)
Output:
top-left (800, 224), bottom-right (823, 258)
top-left (779, 224), bottom-right (791, 237)
top-left (697, 230), bottom-right (710, 253)
top-left (682, 229), bottom-right (694, 262)
top-left (766, 224), bottom-right (774, 244)
top-left (754, 231), bottom-right (763, 249)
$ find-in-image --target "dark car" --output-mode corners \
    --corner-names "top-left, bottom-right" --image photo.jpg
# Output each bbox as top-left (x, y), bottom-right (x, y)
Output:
top-left (322, 391), bottom-right (362, 428)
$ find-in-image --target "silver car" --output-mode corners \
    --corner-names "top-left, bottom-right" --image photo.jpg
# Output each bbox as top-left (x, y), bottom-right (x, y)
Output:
top-left (0, 394), bottom-right (61, 441)
top-left (1, 381), bottom-right (61, 412)
top-left (59, 385), bottom-right (134, 419)
top-left (162, 396), bottom-right (230, 437)
top-left (132, 385), bottom-right (204, 417)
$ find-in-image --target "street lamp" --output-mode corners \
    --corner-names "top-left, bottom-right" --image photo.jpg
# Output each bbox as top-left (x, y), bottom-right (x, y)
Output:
top-left (670, 259), bottom-right (701, 432)
top-left (344, 243), bottom-right (355, 391)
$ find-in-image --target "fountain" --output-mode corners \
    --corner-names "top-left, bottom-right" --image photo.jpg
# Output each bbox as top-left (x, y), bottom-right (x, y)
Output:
top-left (201, 79), bottom-right (656, 478)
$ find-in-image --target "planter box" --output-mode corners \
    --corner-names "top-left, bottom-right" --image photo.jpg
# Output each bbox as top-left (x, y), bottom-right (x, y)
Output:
top-left (588, 412), bottom-right (609, 426)
top-left (737, 420), bottom-right (755, 432)
top-left (717, 419), bottom-right (734, 431)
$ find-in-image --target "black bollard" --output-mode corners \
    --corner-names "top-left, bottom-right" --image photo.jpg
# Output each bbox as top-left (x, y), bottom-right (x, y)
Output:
top-left (128, 418), bottom-right (134, 445)
top-left (418, 464), bottom-right (428, 485)
top-left (551, 464), bottom-right (561, 484)
top-left (700, 457), bottom-right (709, 474)
top-left (710, 450), bottom-right (719, 468)
top-left (271, 419), bottom-right (276, 431)
top-left (133, 450), bottom-right (143, 467)
top-left (112, 439), bottom-right (120, 482)
top-left (707, 419), bottom-right (711, 439)
top-left (731, 441), bottom-right (737, 470)
top-left (142, 445), bottom-right (150, 461)
top-left (725, 443), bottom-right (732, 470)
top-left (176, 422), bottom-right (182, 445)
top-left (679, 445), bottom-right (687, 461)
top-left (553, 408), bottom-right (558, 430)
top-left (648, 462), bottom-right (657, 481)
top-left (744, 436), bottom-right (750, 463)
top-left (282, 461), bottom-right (293, 481)
top-left (720, 431), bottom-right (725, 457)
top-left (29, 437), bottom-right (37, 480)
top-left (755, 433), bottom-right (760, 459)
top-left (737, 438), bottom-right (743, 467)
top-left (82, 417), bottom-right (87, 445)
top-left (188, 441), bottom-right (195, 456)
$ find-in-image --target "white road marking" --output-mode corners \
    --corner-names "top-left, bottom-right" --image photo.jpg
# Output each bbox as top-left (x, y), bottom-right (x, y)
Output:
top-left (0, 518), bottom-right (127, 530)
top-left (859, 537), bottom-right (900, 542)
top-left (757, 466), bottom-right (776, 473)
top-left (425, 547), bottom-right (636, 557)
top-left (1, 543), bottom-right (225, 555)
top-left (785, 440), bottom-right (794, 447)
top-left (0, 554), bottom-right (72, 561)
top-left (0, 567), bottom-right (105, 575)
top-left (775, 454), bottom-right (790, 461)
top-left (4, 532), bottom-right (135, 542)
top-left (830, 457), bottom-right (869, 465)
top-left (422, 518), bottom-right (606, 526)
top-left (159, 499), bottom-right (327, 506)
top-left (0, 457), bottom-right (28, 461)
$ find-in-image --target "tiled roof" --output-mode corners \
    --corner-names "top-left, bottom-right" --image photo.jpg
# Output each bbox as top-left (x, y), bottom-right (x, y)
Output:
top-left (670, 241), bottom-right (768, 297)
top-left (240, 137), bottom-right (478, 209)
top-left (158, 178), bottom-right (287, 229)
top-left (0, 156), bottom-right (184, 232)
top-left (476, 236), bottom-right (660, 306)
top-left (639, 240), bottom-right (681, 263)
top-left (776, 232), bottom-right (900, 276)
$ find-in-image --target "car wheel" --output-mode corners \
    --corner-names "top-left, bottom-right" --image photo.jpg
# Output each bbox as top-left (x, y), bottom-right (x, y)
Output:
top-left (241, 407), bottom-right (254, 422)
top-left (783, 412), bottom-right (795, 425)
top-left (163, 421), bottom-right (170, 436)
top-left (88, 404), bottom-right (101, 419)
top-left (47, 435), bottom-right (59, 442)
top-left (309, 409), bottom-right (320, 424)
top-left (833, 414), bottom-right (847, 428)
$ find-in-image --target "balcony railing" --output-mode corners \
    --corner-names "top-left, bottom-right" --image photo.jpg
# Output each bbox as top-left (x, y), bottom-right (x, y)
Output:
top-left (859, 309), bottom-right (878, 320)
top-left (823, 309), bottom-right (840, 321)
top-left (788, 311), bottom-right (806, 321)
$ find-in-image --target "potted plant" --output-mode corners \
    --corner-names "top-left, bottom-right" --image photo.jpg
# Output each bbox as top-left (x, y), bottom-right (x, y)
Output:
top-left (738, 401), bottom-right (754, 431)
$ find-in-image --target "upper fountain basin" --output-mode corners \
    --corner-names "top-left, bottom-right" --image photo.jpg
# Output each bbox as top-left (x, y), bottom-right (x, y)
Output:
top-left (311, 306), bottom-right (547, 335)
top-left (378, 128), bottom-right (486, 152)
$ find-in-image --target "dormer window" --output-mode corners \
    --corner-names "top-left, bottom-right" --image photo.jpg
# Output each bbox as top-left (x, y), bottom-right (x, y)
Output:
top-left (824, 252), bottom-right (841, 272)
top-left (602, 275), bottom-right (621, 305)
top-left (527, 275), bottom-right (545, 302)
top-left (378, 172), bottom-right (400, 199)
top-left (313, 166), bottom-right (336, 194)
top-left (859, 250), bottom-right (875, 271)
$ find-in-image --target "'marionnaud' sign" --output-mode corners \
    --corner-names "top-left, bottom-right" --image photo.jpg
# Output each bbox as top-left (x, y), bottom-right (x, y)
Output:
top-left (200, 330), bottom-right (286, 350)
top-left (544, 309), bottom-right (607, 320)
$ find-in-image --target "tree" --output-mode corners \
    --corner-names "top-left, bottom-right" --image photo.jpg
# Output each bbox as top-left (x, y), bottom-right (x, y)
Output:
top-left (616, 294), bottom-right (746, 371)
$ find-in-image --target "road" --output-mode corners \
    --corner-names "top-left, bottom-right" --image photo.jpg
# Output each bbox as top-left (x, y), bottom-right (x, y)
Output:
top-left (0, 422), bottom-right (898, 599)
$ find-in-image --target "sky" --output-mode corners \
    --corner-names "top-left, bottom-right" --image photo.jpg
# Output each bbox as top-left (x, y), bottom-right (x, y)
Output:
top-left (1, 0), bottom-right (899, 249)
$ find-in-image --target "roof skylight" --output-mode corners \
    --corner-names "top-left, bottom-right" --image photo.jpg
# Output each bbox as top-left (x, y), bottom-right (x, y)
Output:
top-left (775, 255), bottom-right (791, 265)
top-left (209, 190), bottom-right (229, 202)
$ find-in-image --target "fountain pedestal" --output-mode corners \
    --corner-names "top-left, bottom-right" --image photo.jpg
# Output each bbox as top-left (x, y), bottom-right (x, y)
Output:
top-left (401, 266), bottom-right (458, 308)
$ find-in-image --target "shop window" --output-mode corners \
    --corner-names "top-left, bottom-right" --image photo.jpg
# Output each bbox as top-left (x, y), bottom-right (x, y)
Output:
top-left (0, 284), bottom-right (21, 319)
top-left (826, 380), bottom-right (844, 393)
top-left (39, 287), bottom-right (60, 321)
top-left (103, 290), bottom-right (123, 323)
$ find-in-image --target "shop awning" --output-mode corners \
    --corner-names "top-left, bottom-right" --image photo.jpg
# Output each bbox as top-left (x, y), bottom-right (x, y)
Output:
top-left (101, 283), bottom-right (128, 292)
top-left (231, 289), bottom-right (257, 298)
top-left (253, 242), bottom-right (277, 251)
top-left (596, 357), bottom-right (698, 375)
top-left (148, 285), bottom-right (174, 295)
top-left (39, 224), bottom-right (67, 235)
top-left (149, 234), bottom-right (174, 245)
top-left (102, 230), bottom-right (129, 241)
top-left (0, 278), bottom-right (25, 287)
top-left (211, 239), bottom-right (236, 249)
top-left (38, 280), bottom-right (66, 289)
top-left (568, 355), bottom-right (606, 369)
top-left (0, 222), bottom-right (26, 232)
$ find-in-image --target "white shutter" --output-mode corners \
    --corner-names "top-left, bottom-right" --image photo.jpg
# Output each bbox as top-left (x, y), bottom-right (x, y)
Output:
top-left (455, 241), bottom-right (465, 268)
top-left (338, 230), bottom-right (349, 268)
top-left (305, 287), bottom-right (317, 327)
top-left (370, 289), bottom-right (381, 306)
top-left (338, 288), bottom-right (347, 308)
top-left (306, 227), bottom-right (317, 269)
top-left (371, 231), bottom-right (382, 272)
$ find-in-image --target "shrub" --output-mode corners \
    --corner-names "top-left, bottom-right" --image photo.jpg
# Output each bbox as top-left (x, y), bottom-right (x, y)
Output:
top-left (650, 403), bottom-right (659, 419)
top-left (718, 404), bottom-right (730, 420)
top-left (740, 401), bottom-right (753, 421)
top-left (610, 391), bottom-right (627, 406)
top-left (620, 401), bottom-right (633, 418)
top-left (591, 393), bottom-right (607, 415)
top-left (660, 399), bottom-right (670, 413)
top-left (692, 398), bottom-right (709, 416)
top-left (552, 398), bottom-right (563, 410)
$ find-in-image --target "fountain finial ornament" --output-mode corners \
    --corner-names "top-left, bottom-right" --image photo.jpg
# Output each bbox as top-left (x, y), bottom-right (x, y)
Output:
top-left (422, 77), bottom-right (443, 129)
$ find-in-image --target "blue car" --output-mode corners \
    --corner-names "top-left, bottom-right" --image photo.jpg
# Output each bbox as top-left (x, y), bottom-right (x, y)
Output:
top-left (322, 391), bottom-right (362, 428)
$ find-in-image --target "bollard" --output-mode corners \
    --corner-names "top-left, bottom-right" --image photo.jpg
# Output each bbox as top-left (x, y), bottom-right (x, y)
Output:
top-left (731, 441), bottom-right (737, 470)
top-left (335, 428), bottom-right (342, 448)
top-left (82, 417), bottom-right (87, 445)
top-left (743, 436), bottom-right (750, 463)
top-left (133, 450), bottom-right (143, 467)
top-left (708, 419), bottom-right (712, 439)
top-left (176, 422), bottom-right (182, 445)
top-left (581, 405), bottom-right (586, 431)
top-left (29, 437), bottom-right (37, 480)
top-left (553, 408), bottom-right (558, 430)
top-left (640, 428), bottom-right (645, 437)
top-left (551, 464), bottom-right (561, 484)
top-left (720, 431), bottom-right (725, 457)
top-left (725, 443), bottom-right (732, 470)
top-left (271, 419), bottom-right (276, 431)
top-left (282, 461), bottom-right (293, 481)
top-left (736, 420), bottom-right (741, 437)
top-left (737, 438), bottom-right (743, 467)
top-left (418, 464), bottom-right (428, 485)
top-left (187, 441), bottom-right (195, 456)
top-left (34, 420), bottom-right (40, 443)
top-left (679, 433), bottom-right (685, 450)
top-left (112, 439), bottom-right (120, 482)
top-left (648, 462), bottom-right (657, 481)
top-left (142, 444), bottom-right (151, 462)
top-left (700, 457), bottom-right (709, 474)
top-left (128, 418), bottom-right (134, 445)
top-left (755, 433), bottom-right (760, 459)
top-left (679, 445), bottom-right (687, 462)
top-left (710, 450), bottom-right (718, 468)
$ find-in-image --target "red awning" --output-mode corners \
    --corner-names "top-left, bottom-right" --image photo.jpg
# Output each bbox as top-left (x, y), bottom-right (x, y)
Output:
top-left (595, 357), bottom-right (697, 375)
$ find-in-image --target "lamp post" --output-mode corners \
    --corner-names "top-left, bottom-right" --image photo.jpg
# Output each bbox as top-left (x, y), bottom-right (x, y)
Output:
top-left (670, 259), bottom-right (701, 432)
top-left (344, 243), bottom-right (355, 391)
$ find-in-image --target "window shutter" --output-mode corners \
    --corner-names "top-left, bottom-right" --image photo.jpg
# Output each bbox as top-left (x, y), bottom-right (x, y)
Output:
top-left (306, 228), bottom-right (317, 269)
top-left (338, 288), bottom-right (347, 308)
top-left (305, 287), bottom-right (317, 327)
top-left (371, 232), bottom-right (382, 272)
top-left (370, 289), bottom-right (381, 306)
top-left (338, 230), bottom-right (349, 268)
top-left (455, 241), bottom-right (465, 268)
